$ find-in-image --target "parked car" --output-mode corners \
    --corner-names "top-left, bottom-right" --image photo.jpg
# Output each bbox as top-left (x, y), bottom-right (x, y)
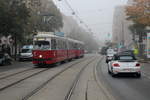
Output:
top-left (19, 45), bottom-right (33, 61)
top-left (0, 53), bottom-right (12, 66)
top-left (108, 54), bottom-right (141, 78)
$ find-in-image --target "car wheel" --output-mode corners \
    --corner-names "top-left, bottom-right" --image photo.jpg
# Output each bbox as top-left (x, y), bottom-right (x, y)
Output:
top-left (111, 73), bottom-right (116, 77)
top-left (136, 73), bottom-right (141, 78)
top-left (19, 59), bottom-right (23, 62)
top-left (106, 60), bottom-right (108, 63)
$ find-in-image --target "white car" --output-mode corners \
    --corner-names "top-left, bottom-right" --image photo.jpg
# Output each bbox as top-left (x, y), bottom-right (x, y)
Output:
top-left (106, 54), bottom-right (114, 63)
top-left (106, 48), bottom-right (117, 63)
top-left (108, 54), bottom-right (141, 78)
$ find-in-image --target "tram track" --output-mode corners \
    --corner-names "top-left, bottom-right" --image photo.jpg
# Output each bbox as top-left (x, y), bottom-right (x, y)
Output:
top-left (0, 57), bottom-right (90, 100)
top-left (0, 58), bottom-right (88, 92)
top-left (64, 56), bottom-right (102, 100)
top-left (0, 67), bottom-right (34, 80)
top-left (0, 68), bottom-right (50, 92)
top-left (22, 57), bottom-right (95, 100)
top-left (64, 58), bottom-right (96, 100)
top-left (0, 62), bottom-right (33, 77)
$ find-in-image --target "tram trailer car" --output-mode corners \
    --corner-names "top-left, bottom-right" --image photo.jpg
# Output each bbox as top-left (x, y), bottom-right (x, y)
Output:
top-left (32, 34), bottom-right (84, 66)
top-left (67, 38), bottom-right (84, 60)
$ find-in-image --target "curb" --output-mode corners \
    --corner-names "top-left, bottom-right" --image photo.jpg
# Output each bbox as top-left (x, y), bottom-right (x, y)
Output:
top-left (139, 60), bottom-right (150, 64)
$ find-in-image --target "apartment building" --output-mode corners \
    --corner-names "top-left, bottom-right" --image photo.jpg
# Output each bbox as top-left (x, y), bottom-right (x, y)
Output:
top-left (112, 0), bottom-right (134, 49)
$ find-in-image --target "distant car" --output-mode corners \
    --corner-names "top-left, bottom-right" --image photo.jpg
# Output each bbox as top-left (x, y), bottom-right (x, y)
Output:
top-left (108, 54), bottom-right (141, 78)
top-left (106, 54), bottom-right (114, 63)
top-left (106, 48), bottom-right (116, 63)
top-left (0, 53), bottom-right (12, 66)
top-left (19, 45), bottom-right (33, 61)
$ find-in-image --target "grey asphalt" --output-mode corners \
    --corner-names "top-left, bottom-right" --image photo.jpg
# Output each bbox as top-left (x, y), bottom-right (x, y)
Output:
top-left (97, 58), bottom-right (150, 100)
top-left (0, 54), bottom-right (93, 73)
top-left (0, 61), bottom-right (34, 72)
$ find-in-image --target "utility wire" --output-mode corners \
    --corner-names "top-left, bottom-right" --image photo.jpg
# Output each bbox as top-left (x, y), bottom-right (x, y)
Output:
top-left (62, 0), bottom-right (93, 33)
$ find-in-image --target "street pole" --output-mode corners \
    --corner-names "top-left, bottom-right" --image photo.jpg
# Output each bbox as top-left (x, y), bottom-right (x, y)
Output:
top-left (14, 33), bottom-right (17, 61)
top-left (121, 21), bottom-right (125, 47)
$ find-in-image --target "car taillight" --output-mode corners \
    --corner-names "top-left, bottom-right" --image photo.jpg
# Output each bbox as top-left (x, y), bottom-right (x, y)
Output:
top-left (136, 63), bottom-right (140, 67)
top-left (113, 63), bottom-right (120, 67)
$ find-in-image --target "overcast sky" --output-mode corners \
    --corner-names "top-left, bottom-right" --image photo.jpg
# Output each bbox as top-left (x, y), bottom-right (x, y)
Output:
top-left (53, 0), bottom-right (128, 41)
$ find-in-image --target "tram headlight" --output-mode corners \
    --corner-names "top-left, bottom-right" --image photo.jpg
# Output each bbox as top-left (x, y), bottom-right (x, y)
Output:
top-left (39, 55), bottom-right (43, 58)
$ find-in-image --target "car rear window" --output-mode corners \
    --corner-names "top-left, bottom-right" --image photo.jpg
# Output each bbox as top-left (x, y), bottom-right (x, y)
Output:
top-left (118, 56), bottom-right (136, 60)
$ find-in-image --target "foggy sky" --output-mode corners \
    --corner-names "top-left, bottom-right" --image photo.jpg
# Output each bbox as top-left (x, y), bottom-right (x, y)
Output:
top-left (53, 0), bottom-right (127, 41)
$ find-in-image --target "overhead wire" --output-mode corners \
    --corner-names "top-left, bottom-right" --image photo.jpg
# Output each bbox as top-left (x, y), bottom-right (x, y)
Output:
top-left (61, 0), bottom-right (94, 34)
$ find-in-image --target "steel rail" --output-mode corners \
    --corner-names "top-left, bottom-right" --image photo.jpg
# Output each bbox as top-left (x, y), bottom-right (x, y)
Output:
top-left (0, 58), bottom-right (87, 92)
top-left (22, 57), bottom-right (91, 100)
top-left (0, 68), bottom-right (49, 92)
top-left (64, 57), bottom-right (96, 100)
top-left (0, 68), bottom-right (34, 80)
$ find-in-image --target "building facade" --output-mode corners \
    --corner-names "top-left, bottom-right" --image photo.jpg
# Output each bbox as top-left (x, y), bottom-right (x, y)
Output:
top-left (112, 0), bottom-right (134, 50)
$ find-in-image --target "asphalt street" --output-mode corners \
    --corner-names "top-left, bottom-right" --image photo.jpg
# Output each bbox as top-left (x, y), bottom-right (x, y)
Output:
top-left (0, 61), bottom-right (34, 72)
top-left (0, 54), bottom-right (110, 100)
top-left (0, 54), bottom-right (150, 100)
top-left (97, 57), bottom-right (150, 100)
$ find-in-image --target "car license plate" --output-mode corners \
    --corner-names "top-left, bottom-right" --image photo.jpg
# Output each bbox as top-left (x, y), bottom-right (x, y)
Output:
top-left (108, 57), bottom-right (112, 60)
top-left (123, 69), bottom-right (130, 72)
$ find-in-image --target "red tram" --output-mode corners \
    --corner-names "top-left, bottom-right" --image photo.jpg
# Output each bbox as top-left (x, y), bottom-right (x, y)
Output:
top-left (32, 34), bottom-right (84, 66)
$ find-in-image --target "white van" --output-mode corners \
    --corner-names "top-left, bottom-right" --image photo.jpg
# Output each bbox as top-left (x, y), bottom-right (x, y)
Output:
top-left (19, 45), bottom-right (33, 61)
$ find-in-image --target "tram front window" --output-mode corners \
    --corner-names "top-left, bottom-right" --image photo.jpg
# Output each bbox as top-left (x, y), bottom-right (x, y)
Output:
top-left (34, 41), bottom-right (50, 50)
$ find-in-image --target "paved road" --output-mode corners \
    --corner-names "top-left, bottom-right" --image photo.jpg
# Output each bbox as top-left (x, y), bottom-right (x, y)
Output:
top-left (0, 61), bottom-right (34, 72)
top-left (1, 54), bottom-right (150, 100)
top-left (97, 57), bottom-right (150, 100)
top-left (0, 54), bottom-right (111, 100)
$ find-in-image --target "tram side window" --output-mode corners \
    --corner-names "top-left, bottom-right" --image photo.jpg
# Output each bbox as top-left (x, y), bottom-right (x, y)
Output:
top-left (81, 44), bottom-right (84, 50)
top-left (72, 43), bottom-right (75, 49)
top-left (51, 39), bottom-right (56, 50)
top-left (68, 42), bottom-right (71, 50)
top-left (61, 40), bottom-right (67, 50)
top-left (80, 44), bottom-right (83, 50)
top-left (59, 40), bottom-right (62, 50)
top-left (70, 42), bottom-right (74, 50)
top-left (73, 43), bottom-right (77, 49)
top-left (61, 41), bottom-right (64, 50)
top-left (79, 44), bottom-right (82, 50)
top-left (57, 40), bottom-right (62, 50)
top-left (75, 43), bottom-right (78, 49)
